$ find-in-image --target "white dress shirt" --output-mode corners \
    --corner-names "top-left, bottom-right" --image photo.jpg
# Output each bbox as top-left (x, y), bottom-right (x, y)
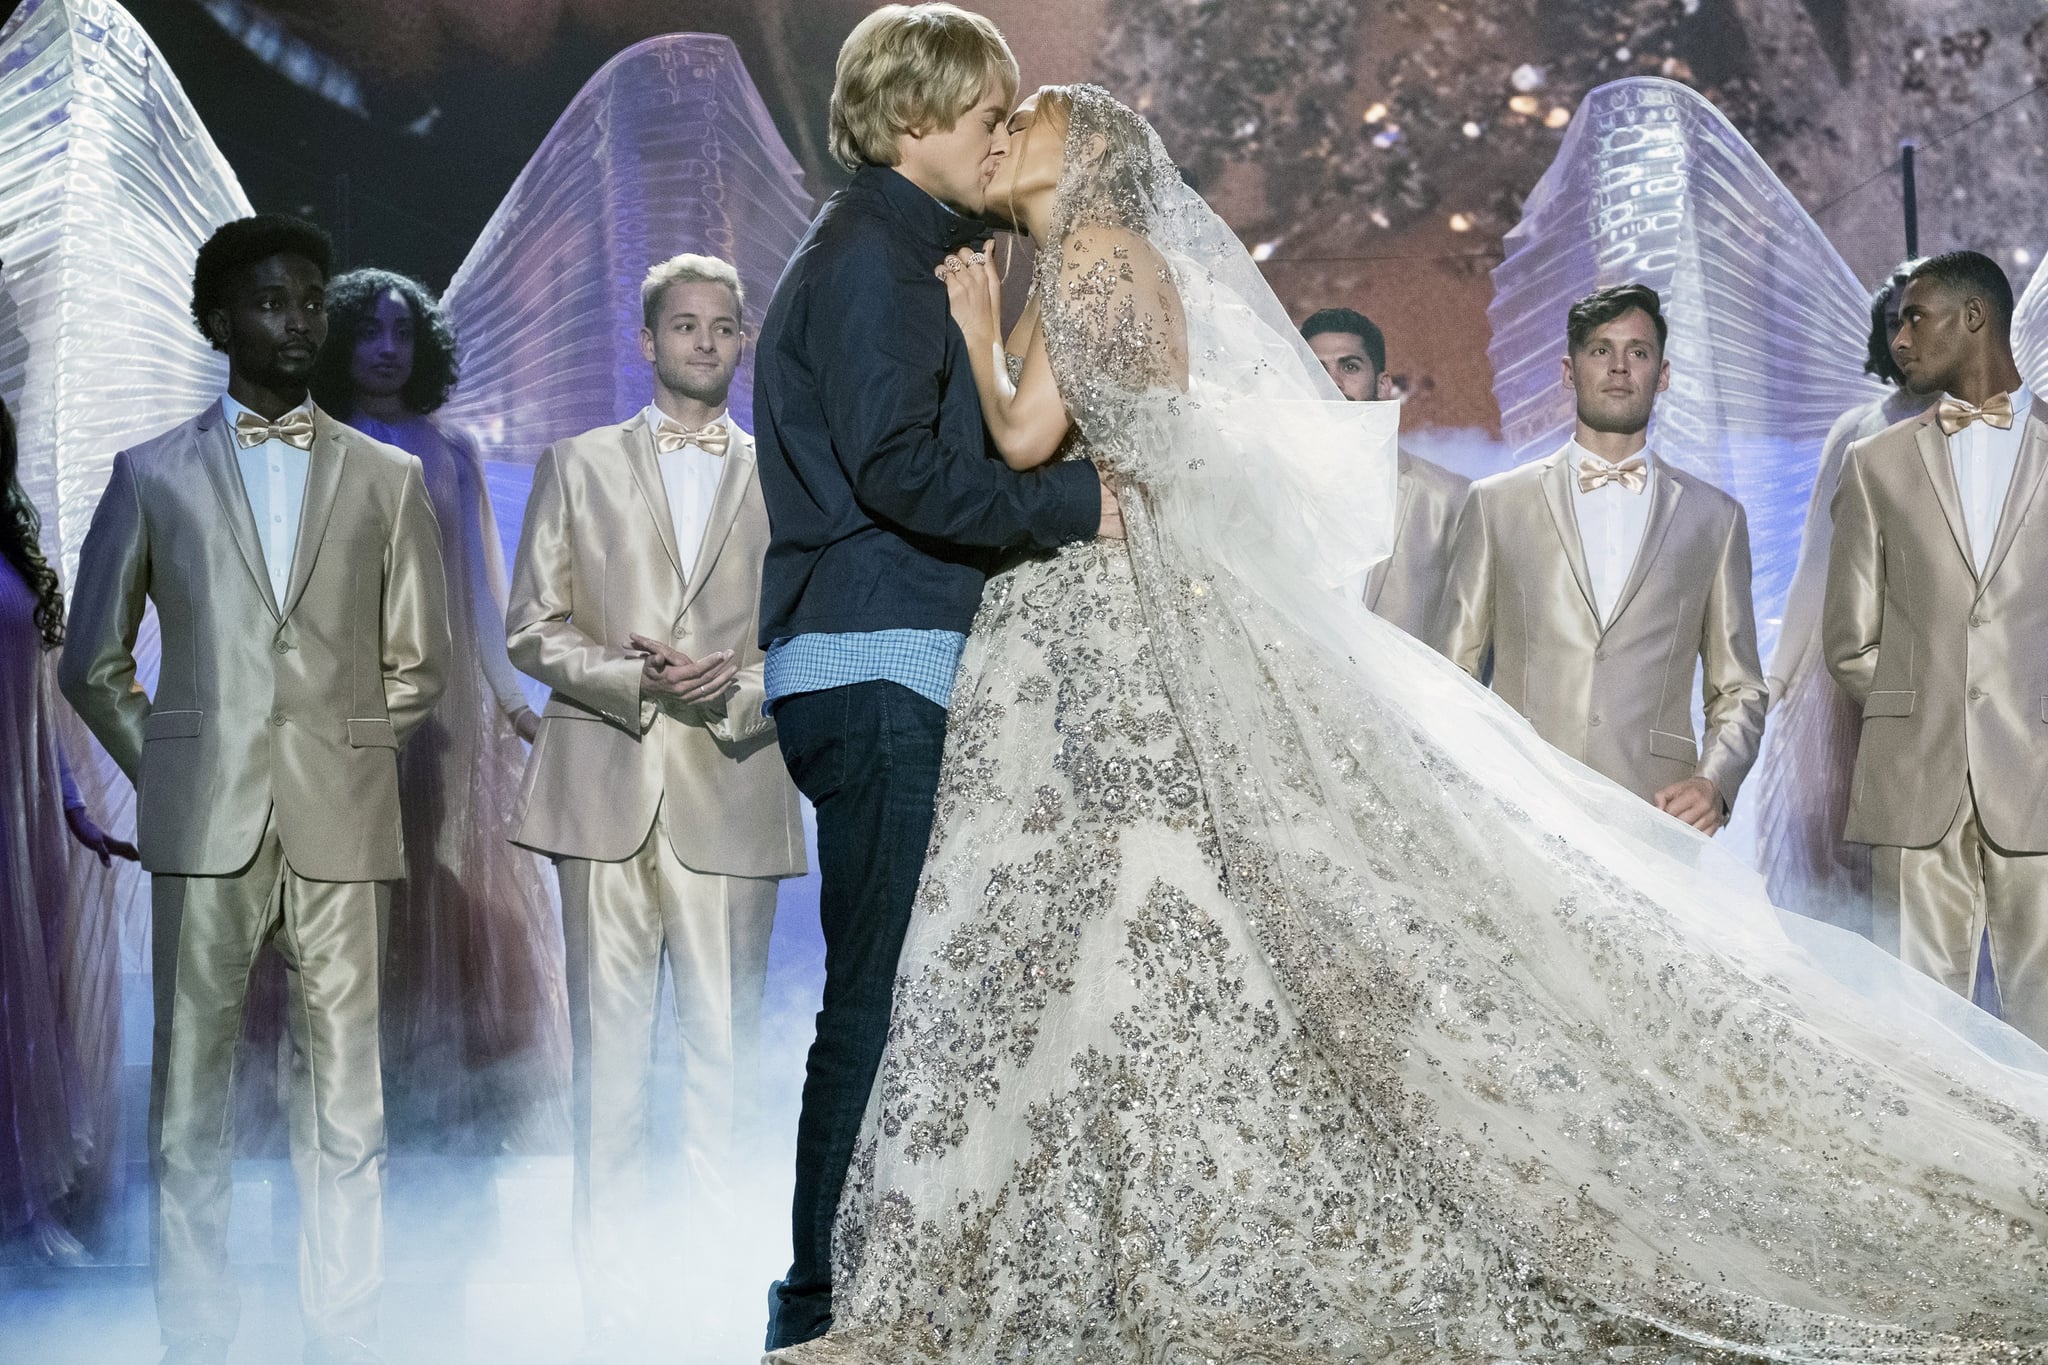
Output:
top-left (1566, 439), bottom-right (1656, 626)
top-left (1944, 383), bottom-right (2032, 575)
top-left (222, 393), bottom-right (311, 605)
top-left (644, 405), bottom-right (728, 582)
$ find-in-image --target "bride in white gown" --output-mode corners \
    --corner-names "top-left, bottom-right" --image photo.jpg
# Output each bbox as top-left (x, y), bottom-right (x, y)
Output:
top-left (781, 84), bottom-right (2048, 1364)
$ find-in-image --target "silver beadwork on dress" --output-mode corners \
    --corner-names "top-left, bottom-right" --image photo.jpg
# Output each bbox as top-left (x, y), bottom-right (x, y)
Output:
top-left (784, 86), bottom-right (2048, 1364)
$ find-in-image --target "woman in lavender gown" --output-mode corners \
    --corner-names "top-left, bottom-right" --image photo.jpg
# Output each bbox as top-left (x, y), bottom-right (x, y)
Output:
top-left (0, 395), bottom-right (135, 1260)
top-left (309, 271), bottom-right (569, 1151)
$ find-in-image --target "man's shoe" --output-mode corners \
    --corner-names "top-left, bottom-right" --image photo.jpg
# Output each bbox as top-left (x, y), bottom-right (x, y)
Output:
top-left (157, 1339), bottom-right (230, 1365)
top-left (304, 1336), bottom-right (383, 1365)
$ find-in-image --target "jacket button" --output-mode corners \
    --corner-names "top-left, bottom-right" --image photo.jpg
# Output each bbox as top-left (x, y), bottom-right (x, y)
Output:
top-left (1969, 614), bottom-right (1983, 628)
top-left (1968, 686), bottom-right (1985, 701)
top-left (1589, 713), bottom-right (1603, 727)
top-left (274, 637), bottom-right (293, 654)
top-left (1594, 648), bottom-right (1607, 662)
top-left (270, 712), bottom-right (287, 727)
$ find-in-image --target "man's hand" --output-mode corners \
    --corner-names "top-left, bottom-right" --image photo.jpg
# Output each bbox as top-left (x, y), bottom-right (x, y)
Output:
top-left (1096, 480), bottom-right (1125, 541)
top-left (510, 705), bottom-right (541, 743)
top-left (66, 805), bottom-right (140, 866)
top-left (629, 634), bottom-right (739, 706)
top-left (1653, 776), bottom-right (1726, 835)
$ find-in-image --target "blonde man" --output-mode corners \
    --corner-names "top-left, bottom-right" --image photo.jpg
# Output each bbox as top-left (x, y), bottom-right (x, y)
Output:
top-left (753, 4), bottom-right (1118, 1350)
top-left (508, 253), bottom-right (805, 1355)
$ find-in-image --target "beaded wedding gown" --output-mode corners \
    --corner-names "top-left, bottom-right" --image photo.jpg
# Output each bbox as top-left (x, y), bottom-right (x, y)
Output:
top-left (786, 88), bottom-right (2048, 1364)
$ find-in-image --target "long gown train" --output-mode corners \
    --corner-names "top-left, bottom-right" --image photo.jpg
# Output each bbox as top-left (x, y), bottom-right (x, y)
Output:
top-left (785, 86), bottom-right (2048, 1363)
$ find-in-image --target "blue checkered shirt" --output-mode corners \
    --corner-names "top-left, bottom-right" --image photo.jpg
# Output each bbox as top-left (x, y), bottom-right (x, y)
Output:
top-left (763, 629), bottom-right (967, 712)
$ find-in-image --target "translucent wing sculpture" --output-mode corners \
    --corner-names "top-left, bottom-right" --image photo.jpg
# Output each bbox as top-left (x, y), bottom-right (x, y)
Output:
top-left (1488, 77), bottom-right (1891, 926)
top-left (2016, 261), bottom-right (2048, 392)
top-left (0, 0), bottom-right (253, 954)
top-left (441, 32), bottom-right (813, 485)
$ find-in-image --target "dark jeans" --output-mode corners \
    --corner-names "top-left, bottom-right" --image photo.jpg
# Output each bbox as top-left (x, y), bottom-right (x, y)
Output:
top-left (765, 681), bottom-right (948, 1350)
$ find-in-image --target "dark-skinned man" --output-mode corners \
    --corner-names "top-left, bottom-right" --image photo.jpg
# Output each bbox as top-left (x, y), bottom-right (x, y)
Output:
top-left (1825, 250), bottom-right (2048, 1045)
top-left (62, 215), bottom-right (451, 1365)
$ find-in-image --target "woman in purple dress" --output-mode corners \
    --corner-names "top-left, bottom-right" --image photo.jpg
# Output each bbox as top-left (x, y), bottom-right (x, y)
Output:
top-left (309, 271), bottom-right (568, 1152)
top-left (0, 395), bottom-right (135, 1260)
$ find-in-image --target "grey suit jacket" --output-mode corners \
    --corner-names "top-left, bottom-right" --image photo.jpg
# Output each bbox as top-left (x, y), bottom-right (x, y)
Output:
top-left (1824, 400), bottom-right (2048, 851)
top-left (1365, 449), bottom-right (1470, 639)
top-left (1433, 448), bottom-right (1767, 809)
top-left (59, 402), bottom-right (451, 880)
top-left (507, 414), bottom-right (805, 877)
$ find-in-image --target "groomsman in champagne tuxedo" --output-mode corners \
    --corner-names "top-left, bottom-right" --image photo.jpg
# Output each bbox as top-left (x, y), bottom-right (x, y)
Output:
top-left (1301, 307), bottom-right (1469, 638)
top-left (61, 216), bottom-right (451, 1365)
top-left (507, 254), bottom-right (805, 1355)
top-left (1434, 283), bottom-right (1767, 831)
top-left (1825, 251), bottom-right (2048, 1044)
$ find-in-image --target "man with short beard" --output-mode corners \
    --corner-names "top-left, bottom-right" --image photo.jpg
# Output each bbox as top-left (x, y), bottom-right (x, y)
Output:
top-left (507, 253), bottom-right (805, 1358)
top-left (1434, 282), bottom-right (1766, 833)
top-left (1300, 306), bottom-right (1468, 639)
top-left (61, 215), bottom-right (451, 1365)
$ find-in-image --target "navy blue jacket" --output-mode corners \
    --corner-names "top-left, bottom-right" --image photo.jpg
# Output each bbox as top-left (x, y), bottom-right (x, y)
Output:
top-left (754, 166), bottom-right (1101, 647)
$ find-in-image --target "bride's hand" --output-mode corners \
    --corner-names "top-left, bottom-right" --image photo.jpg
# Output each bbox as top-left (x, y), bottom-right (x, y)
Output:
top-left (936, 241), bottom-right (1001, 348)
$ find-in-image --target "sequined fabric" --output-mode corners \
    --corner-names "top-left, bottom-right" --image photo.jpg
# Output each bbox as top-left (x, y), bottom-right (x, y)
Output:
top-left (781, 87), bottom-right (2048, 1365)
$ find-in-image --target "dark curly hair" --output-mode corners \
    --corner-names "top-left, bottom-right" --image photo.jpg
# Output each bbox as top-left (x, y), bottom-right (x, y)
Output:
top-left (309, 269), bottom-right (461, 417)
top-left (1299, 307), bottom-right (1387, 376)
top-left (0, 396), bottom-right (65, 649)
top-left (190, 214), bottom-right (334, 349)
top-left (1863, 260), bottom-right (1919, 386)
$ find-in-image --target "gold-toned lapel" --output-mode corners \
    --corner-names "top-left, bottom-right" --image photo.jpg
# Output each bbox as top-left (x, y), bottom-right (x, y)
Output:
top-left (1978, 401), bottom-right (2048, 592)
top-left (1602, 457), bottom-right (1684, 633)
top-left (679, 420), bottom-right (752, 617)
top-left (1364, 454), bottom-right (1418, 610)
top-left (1913, 417), bottom-right (1977, 577)
top-left (196, 401), bottom-right (282, 620)
top-left (279, 408), bottom-right (345, 622)
top-left (622, 418), bottom-right (686, 581)
top-left (1538, 451), bottom-right (1600, 624)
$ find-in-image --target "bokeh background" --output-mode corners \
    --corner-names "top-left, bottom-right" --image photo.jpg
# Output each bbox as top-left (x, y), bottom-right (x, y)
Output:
top-left (12, 0), bottom-right (2041, 433)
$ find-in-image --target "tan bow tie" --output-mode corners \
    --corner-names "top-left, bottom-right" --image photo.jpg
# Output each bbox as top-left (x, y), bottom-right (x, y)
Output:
top-left (234, 409), bottom-right (315, 451)
top-left (1936, 392), bottom-right (2015, 437)
top-left (654, 420), bottom-right (728, 456)
top-left (1577, 455), bottom-right (1647, 494)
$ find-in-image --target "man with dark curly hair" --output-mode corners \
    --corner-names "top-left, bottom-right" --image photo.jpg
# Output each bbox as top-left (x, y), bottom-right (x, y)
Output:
top-left (61, 214), bottom-right (452, 1365)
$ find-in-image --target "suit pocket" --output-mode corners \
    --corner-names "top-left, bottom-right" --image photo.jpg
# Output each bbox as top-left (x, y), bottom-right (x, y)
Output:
top-left (1647, 729), bottom-right (1699, 764)
top-left (346, 718), bottom-right (397, 749)
top-left (1863, 690), bottom-right (1916, 719)
top-left (143, 709), bottom-right (204, 741)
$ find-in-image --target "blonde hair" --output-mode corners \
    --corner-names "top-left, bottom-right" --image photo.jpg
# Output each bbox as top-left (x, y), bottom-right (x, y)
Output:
top-left (829, 4), bottom-right (1019, 171)
top-left (640, 253), bottom-right (744, 330)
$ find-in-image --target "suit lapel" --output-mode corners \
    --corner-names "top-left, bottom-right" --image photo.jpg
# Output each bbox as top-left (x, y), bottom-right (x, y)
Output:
top-left (680, 421), bottom-right (751, 617)
top-left (280, 409), bottom-right (345, 622)
top-left (1913, 418), bottom-right (1977, 577)
top-left (1978, 403), bottom-right (2048, 592)
top-left (197, 402), bottom-right (282, 620)
top-left (622, 419), bottom-right (686, 581)
top-left (1538, 452), bottom-right (1600, 625)
top-left (1603, 458), bottom-right (1683, 632)
top-left (1364, 455), bottom-right (1417, 610)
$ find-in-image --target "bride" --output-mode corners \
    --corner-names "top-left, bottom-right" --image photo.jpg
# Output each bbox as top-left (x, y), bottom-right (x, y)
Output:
top-left (778, 84), bottom-right (2048, 1362)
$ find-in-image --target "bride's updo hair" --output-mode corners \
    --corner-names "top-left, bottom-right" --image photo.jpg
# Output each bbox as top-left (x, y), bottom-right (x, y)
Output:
top-left (1035, 85), bottom-right (1161, 234)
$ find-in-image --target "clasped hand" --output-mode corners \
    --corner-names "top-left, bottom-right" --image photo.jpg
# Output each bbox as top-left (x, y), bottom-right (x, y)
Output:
top-left (629, 633), bottom-right (738, 707)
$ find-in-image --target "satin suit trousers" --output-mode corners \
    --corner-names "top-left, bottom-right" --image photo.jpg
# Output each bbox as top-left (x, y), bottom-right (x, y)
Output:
top-left (150, 815), bottom-right (386, 1348)
top-left (556, 812), bottom-right (777, 1344)
top-left (1871, 781), bottom-right (2048, 1047)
